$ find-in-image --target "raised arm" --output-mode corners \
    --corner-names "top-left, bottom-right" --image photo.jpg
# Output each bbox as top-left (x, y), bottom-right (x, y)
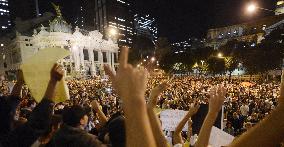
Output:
top-left (173, 102), bottom-right (199, 145)
top-left (195, 85), bottom-right (226, 147)
top-left (28, 64), bottom-right (64, 131)
top-left (147, 82), bottom-right (169, 147)
top-left (43, 64), bottom-right (64, 102)
top-left (187, 119), bottom-right (193, 144)
top-left (104, 47), bottom-right (156, 147)
top-left (229, 71), bottom-right (284, 147)
top-left (11, 70), bottom-right (24, 98)
top-left (91, 100), bottom-right (108, 126)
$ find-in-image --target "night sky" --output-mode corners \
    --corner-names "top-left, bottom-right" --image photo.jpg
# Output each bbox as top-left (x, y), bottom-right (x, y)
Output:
top-left (135, 0), bottom-right (278, 41)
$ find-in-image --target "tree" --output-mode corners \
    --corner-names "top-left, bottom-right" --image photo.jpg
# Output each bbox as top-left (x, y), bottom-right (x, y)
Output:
top-left (129, 35), bottom-right (155, 64)
top-left (240, 27), bottom-right (284, 75)
top-left (207, 57), bottom-right (225, 75)
top-left (155, 37), bottom-right (171, 61)
top-left (192, 46), bottom-right (214, 62)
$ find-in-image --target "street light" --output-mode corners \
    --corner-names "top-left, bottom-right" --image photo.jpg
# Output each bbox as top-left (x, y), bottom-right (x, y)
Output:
top-left (109, 28), bottom-right (118, 36)
top-left (246, 3), bottom-right (276, 14)
top-left (218, 53), bottom-right (223, 58)
top-left (247, 3), bottom-right (257, 13)
top-left (151, 57), bottom-right (156, 62)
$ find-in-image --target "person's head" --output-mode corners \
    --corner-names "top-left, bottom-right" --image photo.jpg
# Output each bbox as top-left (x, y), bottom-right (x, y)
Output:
top-left (41, 114), bottom-right (62, 139)
top-left (62, 105), bottom-right (89, 129)
top-left (233, 112), bottom-right (238, 118)
top-left (226, 122), bottom-right (232, 128)
top-left (244, 122), bottom-right (252, 130)
top-left (108, 115), bottom-right (126, 147)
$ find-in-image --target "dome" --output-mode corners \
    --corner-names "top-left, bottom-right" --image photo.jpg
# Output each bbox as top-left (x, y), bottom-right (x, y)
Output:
top-left (49, 3), bottom-right (72, 33)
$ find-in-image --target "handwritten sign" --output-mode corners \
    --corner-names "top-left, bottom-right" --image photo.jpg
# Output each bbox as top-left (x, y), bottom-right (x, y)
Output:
top-left (160, 109), bottom-right (188, 131)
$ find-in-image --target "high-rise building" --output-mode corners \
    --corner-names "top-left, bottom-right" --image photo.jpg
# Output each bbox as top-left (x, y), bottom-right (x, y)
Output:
top-left (94, 0), bottom-right (134, 45)
top-left (8, 0), bottom-right (38, 21)
top-left (134, 14), bottom-right (158, 42)
top-left (0, 0), bottom-right (11, 33)
top-left (52, 0), bottom-right (95, 29)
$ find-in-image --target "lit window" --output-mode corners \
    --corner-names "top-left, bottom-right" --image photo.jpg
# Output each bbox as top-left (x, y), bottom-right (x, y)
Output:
top-left (117, 0), bottom-right (125, 4)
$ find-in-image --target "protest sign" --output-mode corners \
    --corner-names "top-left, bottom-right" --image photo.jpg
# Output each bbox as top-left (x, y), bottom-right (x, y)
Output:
top-left (21, 47), bottom-right (70, 103)
top-left (209, 126), bottom-right (234, 147)
top-left (160, 109), bottom-right (188, 131)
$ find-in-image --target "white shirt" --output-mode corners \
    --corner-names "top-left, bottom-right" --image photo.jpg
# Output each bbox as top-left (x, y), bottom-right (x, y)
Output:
top-left (240, 105), bottom-right (249, 116)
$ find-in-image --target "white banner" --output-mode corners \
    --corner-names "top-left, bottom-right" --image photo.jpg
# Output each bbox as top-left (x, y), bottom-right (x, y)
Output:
top-left (160, 109), bottom-right (188, 131)
top-left (209, 126), bottom-right (234, 147)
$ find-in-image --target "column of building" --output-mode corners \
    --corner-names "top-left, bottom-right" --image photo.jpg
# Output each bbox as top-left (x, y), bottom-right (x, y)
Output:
top-left (111, 52), bottom-right (115, 70)
top-left (88, 48), bottom-right (96, 76)
top-left (98, 50), bottom-right (104, 75)
top-left (72, 47), bottom-right (80, 72)
top-left (78, 46), bottom-right (85, 72)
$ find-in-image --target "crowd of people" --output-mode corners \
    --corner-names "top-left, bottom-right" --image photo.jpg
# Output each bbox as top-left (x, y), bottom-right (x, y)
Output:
top-left (0, 47), bottom-right (284, 147)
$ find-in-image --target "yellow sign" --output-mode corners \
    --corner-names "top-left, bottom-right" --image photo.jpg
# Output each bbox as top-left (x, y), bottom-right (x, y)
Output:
top-left (21, 47), bottom-right (70, 103)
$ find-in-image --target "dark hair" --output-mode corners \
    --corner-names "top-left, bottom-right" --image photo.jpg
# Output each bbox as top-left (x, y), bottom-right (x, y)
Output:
top-left (41, 115), bottom-right (62, 137)
top-left (108, 115), bottom-right (126, 147)
top-left (62, 105), bottom-right (88, 127)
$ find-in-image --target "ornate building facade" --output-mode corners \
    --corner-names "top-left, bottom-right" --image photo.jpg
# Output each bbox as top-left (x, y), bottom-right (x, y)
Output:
top-left (0, 6), bottom-right (119, 76)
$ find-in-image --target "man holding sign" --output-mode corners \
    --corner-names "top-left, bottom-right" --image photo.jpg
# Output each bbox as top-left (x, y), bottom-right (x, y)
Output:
top-left (3, 64), bottom-right (65, 147)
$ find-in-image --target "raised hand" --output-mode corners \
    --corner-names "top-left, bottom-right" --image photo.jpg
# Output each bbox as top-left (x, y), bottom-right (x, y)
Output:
top-left (44, 63), bottom-right (65, 101)
top-left (50, 63), bottom-right (65, 82)
top-left (91, 100), bottom-right (107, 125)
top-left (91, 100), bottom-right (101, 111)
top-left (195, 85), bottom-right (226, 147)
top-left (208, 84), bottom-right (226, 114)
top-left (104, 46), bottom-right (156, 147)
top-left (104, 47), bottom-right (149, 105)
top-left (149, 82), bottom-right (168, 108)
top-left (11, 70), bottom-right (24, 97)
top-left (189, 101), bottom-right (200, 115)
top-left (16, 70), bottom-right (24, 84)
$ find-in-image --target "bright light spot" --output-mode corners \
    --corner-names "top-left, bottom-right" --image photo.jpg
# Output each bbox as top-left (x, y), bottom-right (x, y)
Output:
top-left (247, 3), bottom-right (257, 13)
top-left (218, 53), bottom-right (223, 58)
top-left (0, 44), bottom-right (3, 47)
top-left (109, 28), bottom-right (117, 36)
top-left (151, 57), bottom-right (156, 62)
top-left (143, 59), bottom-right (146, 62)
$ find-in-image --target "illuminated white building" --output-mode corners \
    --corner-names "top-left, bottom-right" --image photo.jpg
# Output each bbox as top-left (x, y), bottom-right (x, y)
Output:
top-left (0, 10), bottom-right (119, 76)
top-left (134, 14), bottom-right (158, 42)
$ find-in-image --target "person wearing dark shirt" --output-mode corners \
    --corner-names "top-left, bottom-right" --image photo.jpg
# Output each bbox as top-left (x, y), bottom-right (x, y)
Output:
top-left (2, 64), bottom-right (64, 147)
top-left (47, 105), bottom-right (105, 147)
top-left (0, 70), bottom-right (24, 143)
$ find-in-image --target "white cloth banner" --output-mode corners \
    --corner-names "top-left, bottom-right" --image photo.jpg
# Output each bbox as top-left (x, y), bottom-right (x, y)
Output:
top-left (209, 126), bottom-right (234, 147)
top-left (160, 109), bottom-right (188, 131)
